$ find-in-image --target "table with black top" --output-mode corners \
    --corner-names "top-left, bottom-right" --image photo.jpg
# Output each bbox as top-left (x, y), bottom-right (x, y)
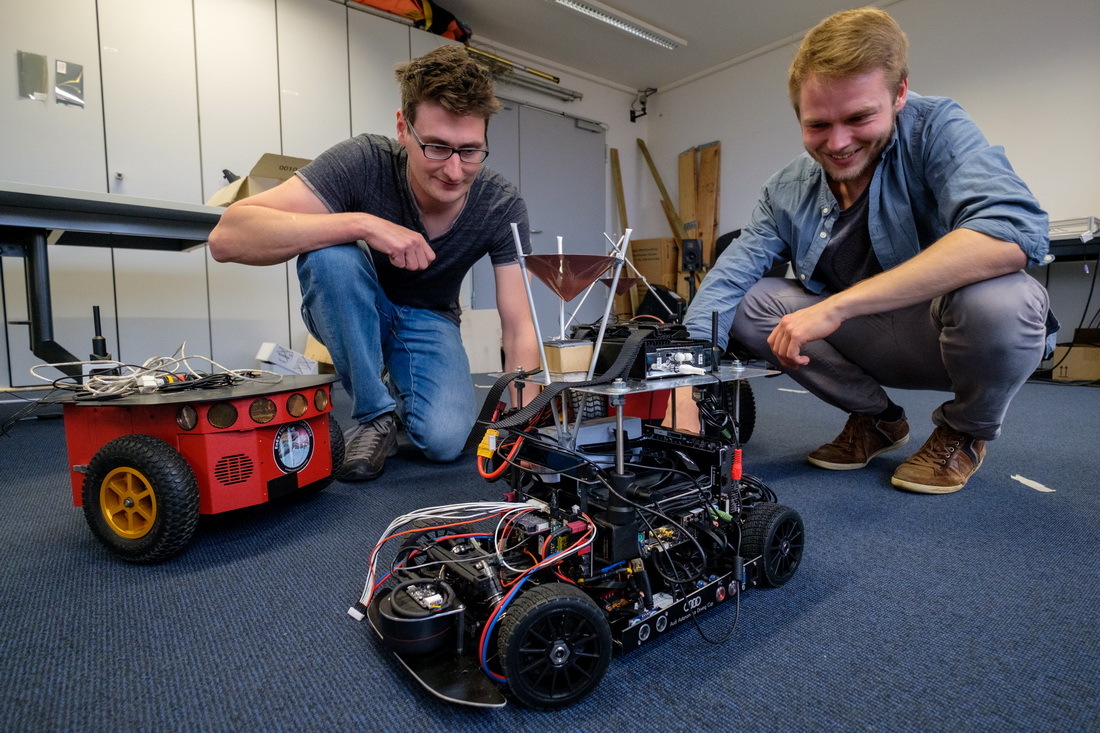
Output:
top-left (0, 182), bottom-right (223, 377)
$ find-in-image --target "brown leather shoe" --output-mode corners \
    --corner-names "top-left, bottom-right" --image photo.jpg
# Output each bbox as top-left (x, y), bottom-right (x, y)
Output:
top-left (891, 426), bottom-right (986, 494)
top-left (807, 413), bottom-right (910, 470)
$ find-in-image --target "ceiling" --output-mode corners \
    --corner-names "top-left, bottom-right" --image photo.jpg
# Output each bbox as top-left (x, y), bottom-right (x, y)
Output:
top-left (437, 0), bottom-right (884, 91)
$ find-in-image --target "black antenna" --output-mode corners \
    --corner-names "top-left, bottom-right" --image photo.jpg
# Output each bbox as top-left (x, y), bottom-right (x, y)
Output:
top-left (711, 311), bottom-right (721, 372)
top-left (90, 306), bottom-right (110, 360)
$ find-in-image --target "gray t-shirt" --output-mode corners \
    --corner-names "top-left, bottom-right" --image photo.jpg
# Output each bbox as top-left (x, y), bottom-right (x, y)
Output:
top-left (297, 134), bottom-right (530, 322)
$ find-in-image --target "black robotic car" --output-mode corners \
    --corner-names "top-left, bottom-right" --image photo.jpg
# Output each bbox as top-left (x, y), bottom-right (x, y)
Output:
top-left (350, 351), bottom-right (804, 709)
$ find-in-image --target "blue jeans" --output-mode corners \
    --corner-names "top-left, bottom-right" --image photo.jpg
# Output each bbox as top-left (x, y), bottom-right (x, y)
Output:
top-left (297, 244), bottom-right (475, 462)
top-left (730, 271), bottom-right (1049, 441)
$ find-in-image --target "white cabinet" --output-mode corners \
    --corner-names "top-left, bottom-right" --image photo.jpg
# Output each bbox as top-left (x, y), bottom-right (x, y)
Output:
top-left (98, 0), bottom-right (210, 366)
top-left (276, 0), bottom-right (354, 351)
top-left (0, 0), bottom-right (105, 191)
top-left (0, 1), bottom-right (112, 388)
top-left (195, 0), bottom-right (282, 205)
top-left (195, 0), bottom-right (293, 370)
top-left (277, 0), bottom-right (352, 160)
top-left (349, 8), bottom-right (409, 137)
top-left (99, 0), bottom-right (202, 202)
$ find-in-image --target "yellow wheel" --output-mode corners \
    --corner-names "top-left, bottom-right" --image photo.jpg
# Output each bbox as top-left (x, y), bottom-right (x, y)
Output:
top-left (82, 435), bottom-right (199, 563)
top-left (99, 466), bottom-right (158, 539)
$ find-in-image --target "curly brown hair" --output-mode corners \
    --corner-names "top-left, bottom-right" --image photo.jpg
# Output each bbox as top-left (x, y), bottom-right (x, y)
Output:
top-left (788, 7), bottom-right (909, 114)
top-left (395, 45), bottom-right (501, 125)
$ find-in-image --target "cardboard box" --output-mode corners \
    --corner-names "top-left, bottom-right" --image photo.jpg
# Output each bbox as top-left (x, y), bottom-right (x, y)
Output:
top-left (544, 340), bottom-right (594, 381)
top-left (1051, 344), bottom-right (1100, 382)
top-left (206, 153), bottom-right (312, 207)
top-left (256, 342), bottom-right (318, 376)
top-left (630, 238), bottom-right (678, 291)
top-left (303, 334), bottom-right (336, 374)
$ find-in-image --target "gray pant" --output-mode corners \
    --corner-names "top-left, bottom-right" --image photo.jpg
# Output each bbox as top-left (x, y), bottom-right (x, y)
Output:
top-left (729, 271), bottom-right (1049, 440)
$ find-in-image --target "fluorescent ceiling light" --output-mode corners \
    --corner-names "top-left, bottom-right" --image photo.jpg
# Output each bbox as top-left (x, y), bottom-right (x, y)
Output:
top-left (499, 70), bottom-right (584, 102)
top-left (552, 0), bottom-right (687, 50)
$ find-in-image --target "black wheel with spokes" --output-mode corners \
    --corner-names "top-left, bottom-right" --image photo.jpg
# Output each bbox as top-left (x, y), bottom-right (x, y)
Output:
top-left (304, 415), bottom-right (344, 492)
top-left (701, 379), bottom-right (756, 445)
top-left (741, 502), bottom-right (804, 587)
top-left (498, 583), bottom-right (612, 709)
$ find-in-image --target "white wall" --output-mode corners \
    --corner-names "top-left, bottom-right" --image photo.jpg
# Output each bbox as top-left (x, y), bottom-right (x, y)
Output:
top-left (464, 39), bottom-right (649, 241)
top-left (644, 0), bottom-right (1100, 245)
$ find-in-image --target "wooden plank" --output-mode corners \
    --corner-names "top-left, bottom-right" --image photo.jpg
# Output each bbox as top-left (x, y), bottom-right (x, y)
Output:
top-left (637, 138), bottom-right (685, 244)
top-left (608, 147), bottom-right (636, 317)
top-left (695, 141), bottom-right (720, 268)
top-left (609, 148), bottom-right (628, 231)
top-left (677, 148), bottom-right (697, 237)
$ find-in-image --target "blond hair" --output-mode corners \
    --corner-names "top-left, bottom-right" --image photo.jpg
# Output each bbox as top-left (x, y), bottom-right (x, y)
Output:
top-left (788, 7), bottom-right (909, 113)
top-left (395, 45), bottom-right (501, 125)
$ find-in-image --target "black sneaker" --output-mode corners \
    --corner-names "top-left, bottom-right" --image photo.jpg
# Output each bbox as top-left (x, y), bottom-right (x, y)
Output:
top-left (336, 413), bottom-right (398, 482)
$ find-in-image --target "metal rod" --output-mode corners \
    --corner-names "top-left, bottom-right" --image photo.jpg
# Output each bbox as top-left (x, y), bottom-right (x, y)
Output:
top-left (511, 223), bottom-right (551, 385)
top-left (584, 229), bottom-right (631, 381)
top-left (614, 399), bottom-right (625, 475)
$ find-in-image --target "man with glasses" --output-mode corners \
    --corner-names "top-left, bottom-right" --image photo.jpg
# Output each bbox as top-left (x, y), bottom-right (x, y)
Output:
top-left (209, 45), bottom-right (538, 483)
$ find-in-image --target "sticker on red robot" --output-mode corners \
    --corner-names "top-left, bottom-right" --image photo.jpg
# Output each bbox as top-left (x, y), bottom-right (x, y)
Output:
top-left (274, 421), bottom-right (314, 473)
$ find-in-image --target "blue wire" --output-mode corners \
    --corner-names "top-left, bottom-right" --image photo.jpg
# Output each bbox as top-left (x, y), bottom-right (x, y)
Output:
top-left (477, 546), bottom-right (586, 683)
top-left (480, 575), bottom-right (531, 682)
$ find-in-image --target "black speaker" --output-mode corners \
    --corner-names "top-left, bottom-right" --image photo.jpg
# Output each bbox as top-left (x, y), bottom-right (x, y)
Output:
top-left (636, 284), bottom-right (684, 322)
top-left (681, 238), bottom-right (702, 271)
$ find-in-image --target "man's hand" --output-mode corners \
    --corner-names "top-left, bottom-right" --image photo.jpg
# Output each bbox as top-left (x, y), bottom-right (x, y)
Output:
top-left (766, 300), bottom-right (844, 369)
top-left (362, 219), bottom-right (435, 271)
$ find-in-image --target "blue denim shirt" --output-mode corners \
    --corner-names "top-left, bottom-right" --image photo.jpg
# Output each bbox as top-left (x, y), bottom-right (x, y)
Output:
top-left (685, 92), bottom-right (1050, 349)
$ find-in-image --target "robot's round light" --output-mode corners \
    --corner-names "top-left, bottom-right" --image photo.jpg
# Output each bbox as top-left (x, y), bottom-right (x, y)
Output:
top-left (313, 389), bottom-right (329, 411)
top-left (287, 393), bottom-right (308, 417)
top-left (249, 397), bottom-right (277, 424)
top-left (207, 402), bottom-right (238, 429)
top-left (176, 405), bottom-right (198, 431)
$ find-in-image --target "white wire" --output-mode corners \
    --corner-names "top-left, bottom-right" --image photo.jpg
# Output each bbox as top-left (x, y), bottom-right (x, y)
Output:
top-left (357, 501), bottom-right (538, 608)
top-left (29, 343), bottom-right (282, 398)
top-left (356, 500), bottom-right (599, 612)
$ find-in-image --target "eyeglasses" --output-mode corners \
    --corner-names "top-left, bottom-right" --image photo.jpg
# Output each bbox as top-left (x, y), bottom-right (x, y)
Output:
top-left (406, 122), bottom-right (489, 164)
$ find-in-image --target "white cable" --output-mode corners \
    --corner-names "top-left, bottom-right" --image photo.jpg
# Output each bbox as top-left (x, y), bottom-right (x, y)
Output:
top-left (352, 501), bottom-right (599, 617)
top-left (29, 349), bottom-right (282, 399)
top-left (355, 502), bottom-right (597, 608)
top-left (355, 502), bottom-right (536, 610)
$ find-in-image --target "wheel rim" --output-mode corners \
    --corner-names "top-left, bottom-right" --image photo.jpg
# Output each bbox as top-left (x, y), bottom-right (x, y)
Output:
top-left (99, 467), bottom-right (158, 539)
top-left (767, 516), bottom-right (804, 580)
top-left (515, 609), bottom-right (604, 701)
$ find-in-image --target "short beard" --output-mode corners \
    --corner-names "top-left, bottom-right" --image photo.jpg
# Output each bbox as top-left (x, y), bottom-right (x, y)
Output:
top-left (815, 123), bottom-right (893, 183)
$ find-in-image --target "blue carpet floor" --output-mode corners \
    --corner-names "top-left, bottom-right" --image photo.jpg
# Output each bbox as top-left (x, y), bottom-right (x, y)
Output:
top-left (0, 374), bottom-right (1097, 731)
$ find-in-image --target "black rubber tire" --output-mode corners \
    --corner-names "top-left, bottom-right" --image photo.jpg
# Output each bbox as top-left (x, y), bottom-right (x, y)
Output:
top-left (740, 502), bottom-right (804, 587)
top-left (81, 434), bottom-right (200, 564)
top-left (732, 379), bottom-right (756, 445)
top-left (498, 583), bottom-right (612, 709)
top-left (704, 378), bottom-right (756, 445)
top-left (304, 415), bottom-right (344, 492)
